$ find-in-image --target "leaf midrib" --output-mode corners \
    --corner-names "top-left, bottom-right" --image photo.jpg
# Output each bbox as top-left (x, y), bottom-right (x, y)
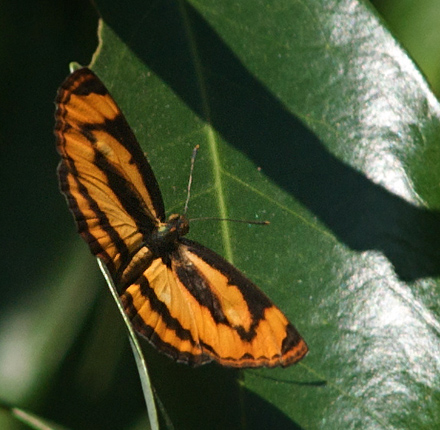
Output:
top-left (178, 0), bottom-right (233, 263)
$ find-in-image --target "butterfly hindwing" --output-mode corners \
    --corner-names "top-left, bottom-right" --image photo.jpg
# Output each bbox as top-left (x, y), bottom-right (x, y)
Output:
top-left (121, 238), bottom-right (307, 367)
top-left (55, 67), bottom-right (308, 367)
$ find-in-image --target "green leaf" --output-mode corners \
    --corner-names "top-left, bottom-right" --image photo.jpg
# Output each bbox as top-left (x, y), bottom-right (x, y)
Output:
top-left (88, 0), bottom-right (440, 429)
top-left (372, 0), bottom-right (440, 94)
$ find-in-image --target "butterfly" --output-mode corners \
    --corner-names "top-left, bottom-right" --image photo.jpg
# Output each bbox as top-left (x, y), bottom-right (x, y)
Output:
top-left (54, 67), bottom-right (308, 367)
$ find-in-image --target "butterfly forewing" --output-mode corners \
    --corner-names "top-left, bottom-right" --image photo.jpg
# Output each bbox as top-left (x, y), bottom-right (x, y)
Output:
top-left (55, 68), bottom-right (165, 280)
top-left (55, 67), bottom-right (308, 367)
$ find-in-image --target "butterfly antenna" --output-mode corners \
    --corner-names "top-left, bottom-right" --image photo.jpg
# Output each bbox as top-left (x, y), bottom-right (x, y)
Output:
top-left (183, 145), bottom-right (199, 215)
top-left (189, 217), bottom-right (269, 225)
top-left (183, 146), bottom-right (269, 226)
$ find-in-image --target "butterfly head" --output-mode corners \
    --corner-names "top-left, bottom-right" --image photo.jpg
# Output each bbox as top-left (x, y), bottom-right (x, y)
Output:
top-left (148, 214), bottom-right (190, 257)
top-left (165, 213), bottom-right (190, 237)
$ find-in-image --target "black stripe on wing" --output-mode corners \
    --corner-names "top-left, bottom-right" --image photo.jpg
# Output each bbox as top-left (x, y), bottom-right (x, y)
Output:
top-left (57, 161), bottom-right (127, 278)
top-left (122, 277), bottom-right (213, 366)
top-left (80, 115), bottom-right (165, 222)
top-left (173, 238), bottom-right (273, 342)
top-left (91, 143), bottom-right (159, 235)
top-left (70, 71), bottom-right (108, 96)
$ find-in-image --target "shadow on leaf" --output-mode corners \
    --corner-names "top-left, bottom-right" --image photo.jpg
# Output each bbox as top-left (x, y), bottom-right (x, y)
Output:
top-left (97, 0), bottom-right (440, 283)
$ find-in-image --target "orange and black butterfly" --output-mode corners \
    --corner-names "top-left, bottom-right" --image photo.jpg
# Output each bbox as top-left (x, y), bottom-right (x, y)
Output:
top-left (54, 67), bottom-right (308, 367)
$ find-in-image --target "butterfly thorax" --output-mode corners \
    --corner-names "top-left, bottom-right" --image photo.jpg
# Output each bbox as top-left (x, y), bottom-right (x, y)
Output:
top-left (148, 214), bottom-right (189, 257)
